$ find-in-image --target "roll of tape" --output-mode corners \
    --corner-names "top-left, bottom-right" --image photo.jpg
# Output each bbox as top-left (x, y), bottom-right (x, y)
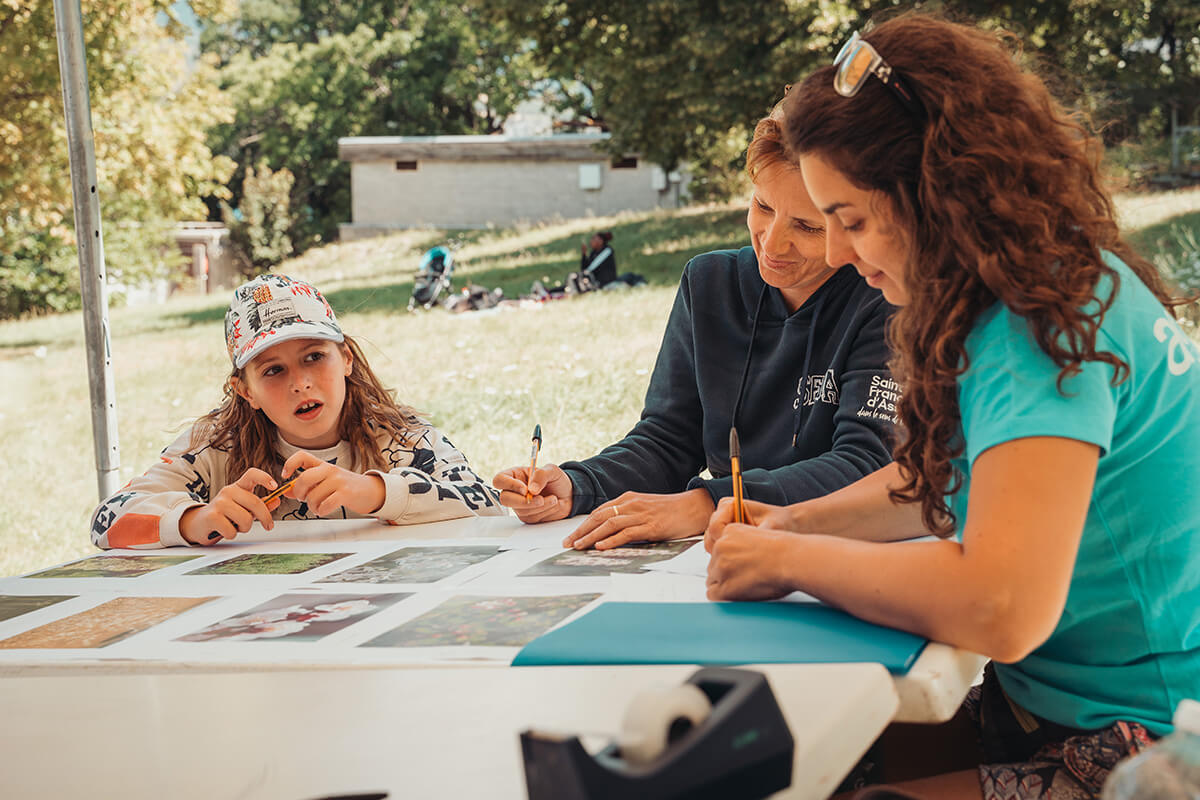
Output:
top-left (619, 683), bottom-right (713, 765)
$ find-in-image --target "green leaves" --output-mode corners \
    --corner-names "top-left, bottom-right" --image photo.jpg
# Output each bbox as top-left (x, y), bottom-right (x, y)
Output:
top-left (204, 1), bottom-right (539, 253)
top-left (0, 0), bottom-right (236, 317)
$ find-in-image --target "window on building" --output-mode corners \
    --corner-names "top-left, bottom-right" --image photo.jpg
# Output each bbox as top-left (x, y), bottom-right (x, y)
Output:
top-left (611, 157), bottom-right (638, 169)
top-left (395, 160), bottom-right (418, 171)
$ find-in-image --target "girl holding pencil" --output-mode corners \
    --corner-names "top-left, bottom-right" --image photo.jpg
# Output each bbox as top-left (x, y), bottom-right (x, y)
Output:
top-left (90, 274), bottom-right (502, 548)
top-left (705, 13), bottom-right (1200, 800)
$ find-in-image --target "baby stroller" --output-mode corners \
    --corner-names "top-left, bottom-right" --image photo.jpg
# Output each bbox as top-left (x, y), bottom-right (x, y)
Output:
top-left (408, 246), bottom-right (455, 311)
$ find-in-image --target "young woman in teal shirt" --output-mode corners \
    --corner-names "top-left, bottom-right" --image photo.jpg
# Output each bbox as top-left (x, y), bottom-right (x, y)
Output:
top-left (704, 13), bottom-right (1200, 800)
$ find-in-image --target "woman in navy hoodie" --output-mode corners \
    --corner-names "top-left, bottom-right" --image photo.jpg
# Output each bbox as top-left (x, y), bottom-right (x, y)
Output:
top-left (494, 106), bottom-right (898, 549)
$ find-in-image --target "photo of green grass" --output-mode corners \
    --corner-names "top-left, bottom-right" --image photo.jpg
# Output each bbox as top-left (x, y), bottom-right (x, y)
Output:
top-left (185, 552), bottom-right (352, 576)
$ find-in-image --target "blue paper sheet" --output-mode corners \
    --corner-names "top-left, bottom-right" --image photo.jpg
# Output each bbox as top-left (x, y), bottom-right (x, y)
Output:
top-left (512, 601), bottom-right (927, 674)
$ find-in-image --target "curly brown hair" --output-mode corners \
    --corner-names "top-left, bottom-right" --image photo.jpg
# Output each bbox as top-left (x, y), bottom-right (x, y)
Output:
top-left (782, 12), bottom-right (1186, 536)
top-left (190, 335), bottom-right (425, 484)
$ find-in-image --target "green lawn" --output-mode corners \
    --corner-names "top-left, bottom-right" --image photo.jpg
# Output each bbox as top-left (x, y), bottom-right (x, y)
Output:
top-left (1, 190), bottom-right (1197, 577)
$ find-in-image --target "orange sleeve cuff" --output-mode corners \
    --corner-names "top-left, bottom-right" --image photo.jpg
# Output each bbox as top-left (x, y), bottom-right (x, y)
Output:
top-left (106, 513), bottom-right (162, 547)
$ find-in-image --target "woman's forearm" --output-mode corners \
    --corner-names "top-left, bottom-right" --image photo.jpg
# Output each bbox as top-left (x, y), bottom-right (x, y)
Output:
top-left (793, 463), bottom-right (931, 542)
top-left (767, 533), bottom-right (1041, 661)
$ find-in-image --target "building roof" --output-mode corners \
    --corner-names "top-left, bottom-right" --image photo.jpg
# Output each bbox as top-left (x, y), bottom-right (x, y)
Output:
top-left (337, 133), bottom-right (626, 163)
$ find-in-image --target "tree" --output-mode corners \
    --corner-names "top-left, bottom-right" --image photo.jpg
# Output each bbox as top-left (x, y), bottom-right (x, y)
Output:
top-left (202, 1), bottom-right (541, 253)
top-left (0, 0), bottom-right (236, 316)
top-left (221, 162), bottom-right (295, 276)
top-left (471, 0), bottom-right (864, 178)
top-left (955, 0), bottom-right (1200, 142)
top-left (480, 0), bottom-right (1200, 193)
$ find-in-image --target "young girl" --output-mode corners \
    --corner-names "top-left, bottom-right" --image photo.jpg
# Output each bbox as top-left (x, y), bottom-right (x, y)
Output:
top-left (704, 13), bottom-right (1200, 800)
top-left (91, 274), bottom-right (503, 549)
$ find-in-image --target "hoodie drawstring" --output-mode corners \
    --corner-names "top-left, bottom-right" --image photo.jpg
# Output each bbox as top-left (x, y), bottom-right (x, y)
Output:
top-left (793, 292), bottom-right (827, 446)
top-left (731, 283), bottom-right (769, 435)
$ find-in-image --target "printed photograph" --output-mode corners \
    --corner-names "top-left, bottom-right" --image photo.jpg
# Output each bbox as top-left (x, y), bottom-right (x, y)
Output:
top-left (185, 552), bottom-right (352, 576)
top-left (519, 540), bottom-right (698, 577)
top-left (361, 593), bottom-right (601, 648)
top-left (25, 554), bottom-right (203, 579)
top-left (0, 597), bottom-right (214, 649)
top-left (319, 545), bottom-right (499, 584)
top-left (177, 592), bottom-right (410, 643)
top-left (0, 595), bottom-right (75, 623)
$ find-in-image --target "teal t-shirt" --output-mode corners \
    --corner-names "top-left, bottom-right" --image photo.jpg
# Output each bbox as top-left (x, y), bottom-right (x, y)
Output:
top-left (949, 253), bottom-right (1200, 735)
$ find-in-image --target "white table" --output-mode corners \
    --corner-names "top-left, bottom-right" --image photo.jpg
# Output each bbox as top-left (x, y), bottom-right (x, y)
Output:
top-left (0, 515), bottom-right (984, 797)
top-left (0, 663), bottom-right (898, 800)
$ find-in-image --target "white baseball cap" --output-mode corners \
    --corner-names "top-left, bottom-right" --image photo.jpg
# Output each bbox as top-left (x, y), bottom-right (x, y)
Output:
top-left (224, 274), bottom-right (344, 369)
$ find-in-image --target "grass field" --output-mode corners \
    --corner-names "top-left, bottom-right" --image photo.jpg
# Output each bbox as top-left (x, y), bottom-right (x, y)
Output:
top-left (2, 190), bottom-right (1198, 577)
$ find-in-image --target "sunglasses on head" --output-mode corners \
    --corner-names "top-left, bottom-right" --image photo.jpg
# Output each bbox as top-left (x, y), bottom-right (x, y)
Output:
top-left (833, 30), bottom-right (924, 117)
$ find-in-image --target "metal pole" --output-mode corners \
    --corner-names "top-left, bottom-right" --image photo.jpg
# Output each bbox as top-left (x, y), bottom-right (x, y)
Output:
top-left (52, 0), bottom-right (121, 500)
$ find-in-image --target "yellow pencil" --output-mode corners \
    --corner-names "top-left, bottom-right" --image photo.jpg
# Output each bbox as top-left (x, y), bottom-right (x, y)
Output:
top-left (730, 427), bottom-right (746, 525)
top-left (261, 469), bottom-right (303, 505)
top-left (525, 424), bottom-right (542, 502)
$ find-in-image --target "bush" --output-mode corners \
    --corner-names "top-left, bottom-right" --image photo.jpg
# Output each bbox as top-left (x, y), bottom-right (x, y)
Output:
top-left (0, 230), bottom-right (79, 318)
top-left (0, 212), bottom-right (185, 319)
top-left (1153, 223), bottom-right (1200, 325)
top-left (221, 163), bottom-right (295, 277)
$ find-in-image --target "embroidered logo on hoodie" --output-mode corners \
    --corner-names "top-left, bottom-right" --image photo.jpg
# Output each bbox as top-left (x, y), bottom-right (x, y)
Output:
top-left (795, 369), bottom-right (840, 409)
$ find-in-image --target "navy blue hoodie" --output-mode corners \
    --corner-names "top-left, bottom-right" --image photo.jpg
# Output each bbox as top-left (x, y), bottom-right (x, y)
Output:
top-left (561, 246), bottom-right (898, 513)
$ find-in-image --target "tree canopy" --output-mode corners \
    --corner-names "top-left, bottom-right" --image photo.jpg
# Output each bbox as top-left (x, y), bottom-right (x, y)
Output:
top-left (480, 0), bottom-right (1200, 182)
top-left (201, 0), bottom-right (541, 251)
top-left (2, 0), bottom-right (1197, 316)
top-left (0, 0), bottom-right (235, 315)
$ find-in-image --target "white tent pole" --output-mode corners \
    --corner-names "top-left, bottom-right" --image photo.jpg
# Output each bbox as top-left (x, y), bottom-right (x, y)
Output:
top-left (52, 0), bottom-right (121, 500)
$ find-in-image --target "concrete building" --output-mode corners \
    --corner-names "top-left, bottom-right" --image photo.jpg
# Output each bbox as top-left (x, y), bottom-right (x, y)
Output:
top-left (173, 222), bottom-right (238, 292)
top-left (337, 133), bottom-right (685, 240)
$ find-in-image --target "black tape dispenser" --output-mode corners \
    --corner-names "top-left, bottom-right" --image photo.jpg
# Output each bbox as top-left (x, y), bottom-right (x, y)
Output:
top-left (520, 667), bottom-right (794, 800)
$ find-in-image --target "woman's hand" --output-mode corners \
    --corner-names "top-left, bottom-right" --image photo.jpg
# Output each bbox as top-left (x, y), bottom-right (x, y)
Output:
top-left (704, 497), bottom-right (801, 553)
top-left (706, 525), bottom-right (797, 601)
top-left (281, 451), bottom-right (385, 517)
top-left (562, 488), bottom-right (714, 550)
top-left (492, 464), bottom-right (574, 523)
top-left (180, 468), bottom-right (279, 545)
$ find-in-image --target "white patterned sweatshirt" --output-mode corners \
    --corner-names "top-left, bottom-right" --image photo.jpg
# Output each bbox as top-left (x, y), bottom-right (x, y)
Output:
top-left (90, 423), bottom-right (505, 549)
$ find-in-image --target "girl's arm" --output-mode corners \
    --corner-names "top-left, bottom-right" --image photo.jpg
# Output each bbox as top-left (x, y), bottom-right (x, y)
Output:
top-left (707, 436), bottom-right (1097, 662)
top-left (89, 428), bottom-right (219, 549)
top-left (370, 427), bottom-right (506, 524)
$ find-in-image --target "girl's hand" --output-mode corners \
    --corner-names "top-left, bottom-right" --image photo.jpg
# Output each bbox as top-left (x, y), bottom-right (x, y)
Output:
top-left (704, 497), bottom-right (795, 553)
top-left (282, 451), bottom-right (385, 517)
top-left (492, 464), bottom-right (574, 523)
top-left (562, 489), bottom-right (714, 550)
top-left (706, 525), bottom-right (796, 601)
top-left (180, 468), bottom-right (279, 545)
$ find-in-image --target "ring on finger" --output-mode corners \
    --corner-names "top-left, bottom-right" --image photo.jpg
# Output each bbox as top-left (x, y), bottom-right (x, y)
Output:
top-left (611, 506), bottom-right (620, 518)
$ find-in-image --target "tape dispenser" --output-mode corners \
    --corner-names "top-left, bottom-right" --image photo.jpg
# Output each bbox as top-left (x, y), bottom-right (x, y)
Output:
top-left (520, 667), bottom-right (794, 799)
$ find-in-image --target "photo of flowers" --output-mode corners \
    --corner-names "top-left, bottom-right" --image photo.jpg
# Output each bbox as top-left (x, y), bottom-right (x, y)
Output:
top-left (518, 541), bottom-right (697, 577)
top-left (25, 554), bottom-right (203, 579)
top-left (185, 552), bottom-right (352, 576)
top-left (0, 597), bottom-right (215, 648)
top-left (319, 545), bottom-right (499, 584)
top-left (360, 593), bottom-right (601, 648)
top-left (0, 595), bottom-right (75, 623)
top-left (177, 592), bottom-right (410, 643)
